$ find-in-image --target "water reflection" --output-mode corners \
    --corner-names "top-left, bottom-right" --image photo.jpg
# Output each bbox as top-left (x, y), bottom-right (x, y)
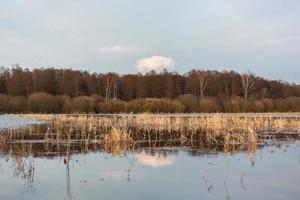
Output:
top-left (0, 140), bottom-right (299, 200)
top-left (0, 119), bottom-right (300, 199)
top-left (12, 156), bottom-right (35, 191)
top-left (97, 169), bottom-right (130, 181)
top-left (65, 159), bottom-right (73, 200)
top-left (64, 142), bottom-right (73, 200)
top-left (136, 151), bottom-right (176, 168)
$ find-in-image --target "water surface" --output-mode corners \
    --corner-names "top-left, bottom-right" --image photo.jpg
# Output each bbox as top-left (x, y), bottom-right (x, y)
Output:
top-left (0, 115), bottom-right (43, 130)
top-left (0, 115), bottom-right (299, 200)
top-left (0, 142), bottom-right (299, 200)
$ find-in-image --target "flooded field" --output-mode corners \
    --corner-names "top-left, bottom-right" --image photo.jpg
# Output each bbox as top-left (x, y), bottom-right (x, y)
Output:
top-left (0, 114), bottom-right (300, 200)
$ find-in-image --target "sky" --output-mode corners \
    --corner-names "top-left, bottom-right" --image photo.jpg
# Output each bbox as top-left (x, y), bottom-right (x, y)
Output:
top-left (0, 0), bottom-right (299, 83)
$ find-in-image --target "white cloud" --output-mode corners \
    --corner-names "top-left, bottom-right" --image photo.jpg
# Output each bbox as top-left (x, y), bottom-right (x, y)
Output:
top-left (98, 46), bottom-right (129, 54)
top-left (135, 56), bottom-right (176, 72)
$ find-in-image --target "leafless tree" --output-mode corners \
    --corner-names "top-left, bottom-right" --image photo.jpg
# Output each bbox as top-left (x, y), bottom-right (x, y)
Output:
top-left (198, 72), bottom-right (207, 98)
top-left (105, 76), bottom-right (112, 102)
top-left (113, 78), bottom-right (117, 99)
top-left (241, 72), bottom-right (256, 100)
top-left (105, 74), bottom-right (118, 101)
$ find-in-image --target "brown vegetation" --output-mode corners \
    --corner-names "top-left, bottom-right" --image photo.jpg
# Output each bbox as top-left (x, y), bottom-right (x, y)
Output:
top-left (0, 66), bottom-right (300, 114)
top-left (1, 93), bottom-right (300, 113)
top-left (0, 114), bottom-right (299, 159)
top-left (5, 114), bottom-right (300, 145)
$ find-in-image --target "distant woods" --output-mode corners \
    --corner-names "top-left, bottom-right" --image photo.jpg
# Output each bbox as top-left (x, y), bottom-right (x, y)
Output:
top-left (0, 66), bottom-right (300, 113)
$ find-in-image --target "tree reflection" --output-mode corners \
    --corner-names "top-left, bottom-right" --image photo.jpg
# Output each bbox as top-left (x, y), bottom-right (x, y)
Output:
top-left (9, 144), bottom-right (35, 192)
top-left (65, 158), bottom-right (72, 200)
top-left (64, 139), bottom-right (73, 200)
top-left (12, 155), bottom-right (35, 192)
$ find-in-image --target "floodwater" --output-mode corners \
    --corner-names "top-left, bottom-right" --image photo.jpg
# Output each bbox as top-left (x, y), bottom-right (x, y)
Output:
top-left (0, 115), bottom-right (300, 200)
top-left (0, 115), bottom-right (43, 130)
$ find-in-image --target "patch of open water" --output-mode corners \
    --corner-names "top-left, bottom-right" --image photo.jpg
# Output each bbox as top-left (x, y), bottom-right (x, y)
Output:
top-left (0, 115), bottom-right (44, 130)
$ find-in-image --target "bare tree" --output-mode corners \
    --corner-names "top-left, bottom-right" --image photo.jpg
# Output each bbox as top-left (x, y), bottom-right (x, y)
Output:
top-left (198, 72), bottom-right (207, 98)
top-left (105, 76), bottom-right (112, 102)
top-left (105, 74), bottom-right (118, 101)
top-left (113, 78), bottom-right (117, 99)
top-left (241, 72), bottom-right (256, 100)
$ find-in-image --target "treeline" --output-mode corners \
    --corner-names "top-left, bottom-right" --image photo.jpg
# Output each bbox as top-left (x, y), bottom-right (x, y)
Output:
top-left (1, 65), bottom-right (300, 99)
top-left (1, 93), bottom-right (300, 114)
top-left (0, 66), bottom-right (300, 113)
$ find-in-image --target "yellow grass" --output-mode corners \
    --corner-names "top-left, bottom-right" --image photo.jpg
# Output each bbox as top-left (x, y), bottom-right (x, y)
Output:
top-left (7, 113), bottom-right (300, 145)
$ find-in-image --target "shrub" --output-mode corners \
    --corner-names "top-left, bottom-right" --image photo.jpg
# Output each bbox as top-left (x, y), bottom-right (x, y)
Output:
top-left (1, 93), bottom-right (300, 114)
top-left (127, 99), bottom-right (145, 113)
top-left (261, 99), bottom-right (274, 112)
top-left (224, 96), bottom-right (244, 113)
top-left (99, 98), bottom-right (127, 113)
top-left (28, 92), bottom-right (57, 113)
top-left (0, 94), bottom-right (8, 113)
top-left (72, 96), bottom-right (97, 113)
top-left (7, 96), bottom-right (27, 113)
top-left (142, 98), bottom-right (184, 113)
top-left (166, 99), bottom-right (185, 113)
top-left (142, 98), bottom-right (165, 113)
top-left (198, 97), bottom-right (219, 113)
top-left (252, 100), bottom-right (265, 113)
top-left (274, 99), bottom-right (287, 112)
top-left (178, 94), bottom-right (198, 113)
top-left (56, 95), bottom-right (72, 113)
top-left (285, 97), bottom-right (300, 112)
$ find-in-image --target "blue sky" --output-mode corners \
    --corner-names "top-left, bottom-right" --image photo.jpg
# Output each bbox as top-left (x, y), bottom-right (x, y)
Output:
top-left (0, 0), bottom-right (299, 83)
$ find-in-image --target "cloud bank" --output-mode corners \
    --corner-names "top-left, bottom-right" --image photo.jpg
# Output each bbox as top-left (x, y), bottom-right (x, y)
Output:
top-left (135, 56), bottom-right (176, 72)
top-left (98, 46), bottom-right (129, 54)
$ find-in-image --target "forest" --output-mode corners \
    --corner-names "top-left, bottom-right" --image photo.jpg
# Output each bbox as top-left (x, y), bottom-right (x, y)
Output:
top-left (0, 66), bottom-right (300, 113)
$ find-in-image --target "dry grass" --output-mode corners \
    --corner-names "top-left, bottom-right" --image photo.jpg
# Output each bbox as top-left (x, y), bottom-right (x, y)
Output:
top-left (13, 114), bottom-right (300, 137)
top-left (1, 113), bottom-right (299, 154)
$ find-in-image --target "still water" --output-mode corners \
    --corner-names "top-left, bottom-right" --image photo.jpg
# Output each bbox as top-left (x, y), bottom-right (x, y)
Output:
top-left (0, 115), bottom-right (43, 130)
top-left (0, 142), bottom-right (299, 200)
top-left (0, 115), bottom-right (299, 200)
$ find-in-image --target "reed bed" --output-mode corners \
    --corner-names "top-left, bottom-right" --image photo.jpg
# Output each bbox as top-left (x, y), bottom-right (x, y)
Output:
top-left (1, 114), bottom-right (298, 195)
top-left (4, 113), bottom-right (300, 147)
